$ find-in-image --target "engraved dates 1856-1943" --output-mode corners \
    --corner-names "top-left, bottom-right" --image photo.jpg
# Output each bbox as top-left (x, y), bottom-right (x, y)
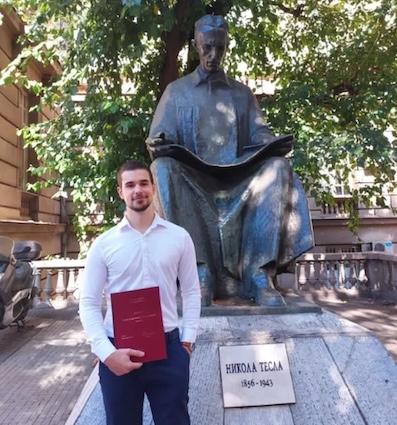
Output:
top-left (241, 379), bottom-right (274, 389)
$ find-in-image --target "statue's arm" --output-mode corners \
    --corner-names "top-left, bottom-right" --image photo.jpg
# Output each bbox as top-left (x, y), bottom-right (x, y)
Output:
top-left (146, 84), bottom-right (179, 159)
top-left (240, 88), bottom-right (293, 157)
top-left (246, 89), bottom-right (275, 149)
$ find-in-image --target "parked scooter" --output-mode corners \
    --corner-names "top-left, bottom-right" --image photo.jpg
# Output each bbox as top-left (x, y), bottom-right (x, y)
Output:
top-left (0, 236), bottom-right (42, 328)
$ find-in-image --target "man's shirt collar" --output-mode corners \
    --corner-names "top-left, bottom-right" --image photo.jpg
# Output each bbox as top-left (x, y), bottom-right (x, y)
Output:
top-left (192, 66), bottom-right (230, 87)
top-left (117, 213), bottom-right (168, 233)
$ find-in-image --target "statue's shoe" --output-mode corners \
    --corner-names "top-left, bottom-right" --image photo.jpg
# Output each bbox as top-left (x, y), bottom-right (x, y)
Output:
top-left (197, 263), bottom-right (213, 306)
top-left (251, 271), bottom-right (286, 307)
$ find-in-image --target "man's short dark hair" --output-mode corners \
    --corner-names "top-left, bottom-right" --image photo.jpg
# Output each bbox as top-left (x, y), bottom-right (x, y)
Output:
top-left (117, 159), bottom-right (153, 186)
top-left (194, 15), bottom-right (228, 39)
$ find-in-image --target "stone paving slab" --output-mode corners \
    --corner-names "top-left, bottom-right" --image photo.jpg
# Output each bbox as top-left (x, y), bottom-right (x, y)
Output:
top-left (0, 305), bottom-right (92, 425)
top-left (68, 311), bottom-right (397, 425)
top-left (300, 288), bottom-right (397, 361)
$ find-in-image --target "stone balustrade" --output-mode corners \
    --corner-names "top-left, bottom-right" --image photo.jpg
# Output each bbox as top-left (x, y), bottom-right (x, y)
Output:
top-left (32, 259), bottom-right (86, 305)
top-left (30, 252), bottom-right (397, 308)
top-left (296, 252), bottom-right (397, 298)
top-left (320, 197), bottom-right (353, 216)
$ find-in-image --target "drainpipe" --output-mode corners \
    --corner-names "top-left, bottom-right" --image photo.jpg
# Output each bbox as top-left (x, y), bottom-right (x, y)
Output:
top-left (60, 196), bottom-right (69, 258)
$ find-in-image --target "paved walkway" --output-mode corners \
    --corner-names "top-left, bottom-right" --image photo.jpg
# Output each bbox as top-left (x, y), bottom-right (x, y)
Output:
top-left (0, 304), bottom-right (93, 425)
top-left (300, 289), bottom-right (397, 361)
top-left (0, 294), bottom-right (395, 425)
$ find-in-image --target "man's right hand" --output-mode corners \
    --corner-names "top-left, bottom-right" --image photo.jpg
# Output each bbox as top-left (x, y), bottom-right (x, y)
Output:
top-left (104, 349), bottom-right (145, 376)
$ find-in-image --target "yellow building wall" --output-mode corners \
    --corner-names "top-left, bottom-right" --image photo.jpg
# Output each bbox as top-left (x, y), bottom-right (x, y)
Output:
top-left (0, 7), bottom-right (65, 257)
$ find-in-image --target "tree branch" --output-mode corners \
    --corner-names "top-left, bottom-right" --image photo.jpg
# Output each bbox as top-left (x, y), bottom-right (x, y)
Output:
top-left (332, 80), bottom-right (359, 96)
top-left (269, 2), bottom-right (304, 18)
top-left (206, 0), bottom-right (234, 16)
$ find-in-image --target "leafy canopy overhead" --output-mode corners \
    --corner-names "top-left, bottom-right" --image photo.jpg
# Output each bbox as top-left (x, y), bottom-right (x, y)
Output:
top-left (1, 0), bottom-right (396, 241)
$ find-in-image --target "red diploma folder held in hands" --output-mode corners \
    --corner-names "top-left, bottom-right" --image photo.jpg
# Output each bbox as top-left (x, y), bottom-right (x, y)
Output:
top-left (111, 287), bottom-right (167, 363)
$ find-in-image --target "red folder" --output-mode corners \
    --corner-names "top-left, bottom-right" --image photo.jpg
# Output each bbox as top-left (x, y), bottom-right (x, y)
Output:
top-left (111, 287), bottom-right (167, 363)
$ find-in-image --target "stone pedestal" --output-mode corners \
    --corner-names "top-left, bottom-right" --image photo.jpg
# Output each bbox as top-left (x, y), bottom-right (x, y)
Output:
top-left (67, 308), bottom-right (397, 425)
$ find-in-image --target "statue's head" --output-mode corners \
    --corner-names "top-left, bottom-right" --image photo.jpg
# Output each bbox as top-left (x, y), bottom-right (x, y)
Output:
top-left (193, 15), bottom-right (229, 73)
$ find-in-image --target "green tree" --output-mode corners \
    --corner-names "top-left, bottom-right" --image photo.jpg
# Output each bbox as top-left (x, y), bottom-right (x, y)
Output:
top-left (1, 0), bottom-right (396, 245)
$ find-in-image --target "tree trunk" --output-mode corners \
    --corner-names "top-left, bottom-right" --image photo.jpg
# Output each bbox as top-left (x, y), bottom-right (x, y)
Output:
top-left (159, 0), bottom-right (191, 96)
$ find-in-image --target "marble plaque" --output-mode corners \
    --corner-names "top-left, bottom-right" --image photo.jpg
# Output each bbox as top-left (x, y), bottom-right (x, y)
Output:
top-left (219, 344), bottom-right (295, 408)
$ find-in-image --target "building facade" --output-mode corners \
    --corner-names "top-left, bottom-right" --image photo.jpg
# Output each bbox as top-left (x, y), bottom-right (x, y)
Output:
top-left (309, 167), bottom-right (397, 254)
top-left (0, 7), bottom-right (69, 256)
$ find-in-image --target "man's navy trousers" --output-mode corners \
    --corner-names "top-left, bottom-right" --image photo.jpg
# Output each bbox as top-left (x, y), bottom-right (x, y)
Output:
top-left (99, 328), bottom-right (190, 425)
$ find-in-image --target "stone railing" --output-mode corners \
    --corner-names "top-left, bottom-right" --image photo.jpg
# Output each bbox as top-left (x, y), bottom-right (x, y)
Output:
top-left (296, 252), bottom-right (397, 298)
top-left (30, 253), bottom-right (397, 308)
top-left (32, 259), bottom-right (86, 307)
top-left (321, 197), bottom-right (353, 216)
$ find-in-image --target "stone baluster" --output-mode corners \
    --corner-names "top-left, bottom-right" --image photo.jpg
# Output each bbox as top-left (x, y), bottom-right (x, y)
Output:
top-left (54, 269), bottom-right (66, 300)
top-left (308, 261), bottom-right (317, 286)
top-left (326, 261), bottom-right (335, 288)
top-left (323, 261), bottom-right (332, 289)
top-left (350, 260), bottom-right (358, 288)
top-left (391, 261), bottom-right (397, 290)
top-left (53, 268), bottom-right (69, 309)
top-left (358, 260), bottom-right (368, 289)
top-left (318, 261), bottom-right (327, 286)
top-left (74, 268), bottom-right (85, 299)
top-left (32, 268), bottom-right (42, 307)
top-left (66, 268), bottom-right (78, 300)
top-left (43, 270), bottom-right (53, 302)
top-left (369, 260), bottom-right (381, 291)
top-left (297, 261), bottom-right (307, 289)
top-left (338, 260), bottom-right (347, 288)
top-left (343, 260), bottom-right (352, 289)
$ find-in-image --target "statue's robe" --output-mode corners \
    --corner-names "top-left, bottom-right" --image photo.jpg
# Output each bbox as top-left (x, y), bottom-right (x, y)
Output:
top-left (148, 66), bottom-right (313, 298)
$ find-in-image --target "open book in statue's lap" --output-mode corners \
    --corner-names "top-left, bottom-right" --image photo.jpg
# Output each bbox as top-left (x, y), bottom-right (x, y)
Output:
top-left (146, 16), bottom-right (313, 307)
top-left (149, 135), bottom-right (293, 175)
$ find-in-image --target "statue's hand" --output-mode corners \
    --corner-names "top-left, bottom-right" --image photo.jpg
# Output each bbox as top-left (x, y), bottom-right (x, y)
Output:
top-left (146, 132), bottom-right (169, 147)
top-left (146, 133), bottom-right (173, 158)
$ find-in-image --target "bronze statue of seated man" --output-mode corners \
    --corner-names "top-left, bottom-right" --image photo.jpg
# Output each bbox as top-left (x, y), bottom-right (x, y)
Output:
top-left (146, 15), bottom-right (314, 307)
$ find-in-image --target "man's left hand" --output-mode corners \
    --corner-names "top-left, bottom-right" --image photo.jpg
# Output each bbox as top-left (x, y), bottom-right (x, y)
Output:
top-left (181, 341), bottom-right (194, 356)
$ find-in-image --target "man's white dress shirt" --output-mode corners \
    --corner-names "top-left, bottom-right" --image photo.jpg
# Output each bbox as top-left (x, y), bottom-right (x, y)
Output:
top-left (79, 214), bottom-right (201, 362)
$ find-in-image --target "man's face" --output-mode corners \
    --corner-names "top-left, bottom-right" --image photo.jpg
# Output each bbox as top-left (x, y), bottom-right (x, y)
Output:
top-left (117, 169), bottom-right (154, 213)
top-left (195, 29), bottom-right (228, 73)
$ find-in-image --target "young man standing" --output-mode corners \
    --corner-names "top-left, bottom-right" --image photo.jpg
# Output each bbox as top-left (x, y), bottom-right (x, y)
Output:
top-left (79, 159), bottom-right (201, 425)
